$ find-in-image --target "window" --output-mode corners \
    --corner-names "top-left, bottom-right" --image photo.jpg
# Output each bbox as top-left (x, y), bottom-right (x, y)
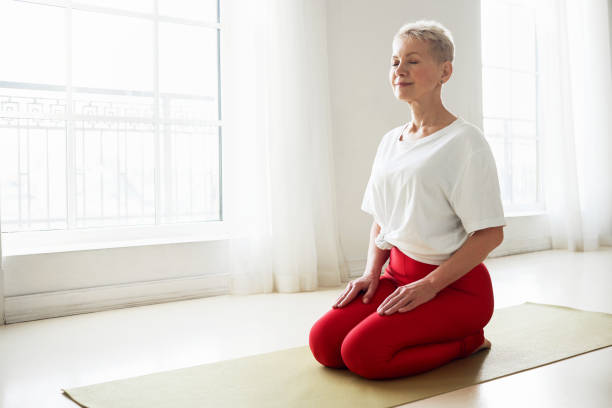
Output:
top-left (0, 0), bottom-right (222, 252)
top-left (481, 0), bottom-right (543, 215)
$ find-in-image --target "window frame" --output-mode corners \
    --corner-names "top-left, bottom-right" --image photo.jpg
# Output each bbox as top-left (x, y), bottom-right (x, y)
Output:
top-left (0, 0), bottom-right (225, 256)
top-left (481, 0), bottom-right (544, 217)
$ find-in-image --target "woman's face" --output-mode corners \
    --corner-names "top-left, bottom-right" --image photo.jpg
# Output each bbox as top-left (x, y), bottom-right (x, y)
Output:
top-left (389, 36), bottom-right (450, 103)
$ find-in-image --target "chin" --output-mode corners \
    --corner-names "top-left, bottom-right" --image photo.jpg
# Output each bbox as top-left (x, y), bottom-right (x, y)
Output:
top-left (395, 93), bottom-right (412, 103)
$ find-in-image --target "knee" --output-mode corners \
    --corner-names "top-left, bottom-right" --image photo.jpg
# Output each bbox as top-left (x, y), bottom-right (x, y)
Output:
top-left (340, 330), bottom-right (383, 380)
top-left (308, 316), bottom-right (345, 368)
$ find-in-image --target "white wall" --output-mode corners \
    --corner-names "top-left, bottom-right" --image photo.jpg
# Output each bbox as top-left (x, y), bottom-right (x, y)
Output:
top-left (3, 240), bottom-right (229, 296)
top-left (327, 0), bottom-right (487, 266)
top-left (609, 0), bottom-right (612, 64)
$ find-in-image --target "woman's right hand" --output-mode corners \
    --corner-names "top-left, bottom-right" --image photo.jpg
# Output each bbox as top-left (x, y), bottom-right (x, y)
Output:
top-left (332, 273), bottom-right (380, 308)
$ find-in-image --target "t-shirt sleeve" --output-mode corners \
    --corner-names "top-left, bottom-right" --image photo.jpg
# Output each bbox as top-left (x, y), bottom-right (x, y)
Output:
top-left (449, 147), bottom-right (506, 235)
top-left (360, 131), bottom-right (389, 216)
top-left (360, 171), bottom-right (375, 215)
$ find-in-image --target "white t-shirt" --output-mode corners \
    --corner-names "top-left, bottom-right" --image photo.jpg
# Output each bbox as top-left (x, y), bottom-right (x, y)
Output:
top-left (361, 116), bottom-right (506, 265)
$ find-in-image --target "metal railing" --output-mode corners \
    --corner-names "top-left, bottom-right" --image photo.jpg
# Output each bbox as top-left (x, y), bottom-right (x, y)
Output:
top-left (0, 81), bottom-right (221, 232)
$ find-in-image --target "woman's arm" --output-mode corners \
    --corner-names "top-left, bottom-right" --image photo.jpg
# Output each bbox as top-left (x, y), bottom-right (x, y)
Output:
top-left (363, 221), bottom-right (391, 277)
top-left (423, 226), bottom-right (504, 292)
top-left (376, 226), bottom-right (503, 315)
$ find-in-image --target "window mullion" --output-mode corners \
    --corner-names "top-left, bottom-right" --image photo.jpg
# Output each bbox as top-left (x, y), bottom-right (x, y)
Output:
top-left (534, 23), bottom-right (543, 209)
top-left (153, 0), bottom-right (161, 225)
top-left (65, 1), bottom-right (76, 229)
top-left (504, 118), bottom-right (513, 203)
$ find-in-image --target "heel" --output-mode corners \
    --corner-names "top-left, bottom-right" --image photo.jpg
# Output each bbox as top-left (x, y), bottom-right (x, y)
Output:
top-left (460, 329), bottom-right (485, 357)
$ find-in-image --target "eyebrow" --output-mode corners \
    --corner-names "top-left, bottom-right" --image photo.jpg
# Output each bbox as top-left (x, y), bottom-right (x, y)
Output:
top-left (392, 52), bottom-right (420, 58)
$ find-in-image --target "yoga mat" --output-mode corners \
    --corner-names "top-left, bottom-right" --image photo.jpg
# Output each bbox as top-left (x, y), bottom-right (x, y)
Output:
top-left (62, 302), bottom-right (612, 408)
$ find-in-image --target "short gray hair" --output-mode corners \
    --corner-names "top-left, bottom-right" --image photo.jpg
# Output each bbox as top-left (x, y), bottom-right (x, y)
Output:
top-left (393, 20), bottom-right (455, 64)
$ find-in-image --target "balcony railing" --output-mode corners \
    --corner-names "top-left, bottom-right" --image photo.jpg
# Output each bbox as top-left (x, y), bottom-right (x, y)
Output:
top-left (0, 80), bottom-right (221, 233)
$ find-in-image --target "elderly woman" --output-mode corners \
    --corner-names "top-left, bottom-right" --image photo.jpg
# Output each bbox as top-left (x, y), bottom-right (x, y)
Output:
top-left (309, 20), bottom-right (506, 380)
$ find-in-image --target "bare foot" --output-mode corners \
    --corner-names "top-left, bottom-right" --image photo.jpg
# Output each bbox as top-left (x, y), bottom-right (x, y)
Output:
top-left (470, 338), bottom-right (491, 355)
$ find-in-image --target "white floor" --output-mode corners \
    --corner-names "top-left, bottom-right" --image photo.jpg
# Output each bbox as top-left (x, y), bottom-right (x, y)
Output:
top-left (1, 248), bottom-right (611, 408)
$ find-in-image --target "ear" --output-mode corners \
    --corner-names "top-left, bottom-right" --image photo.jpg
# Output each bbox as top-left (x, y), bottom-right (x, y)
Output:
top-left (442, 61), bottom-right (453, 82)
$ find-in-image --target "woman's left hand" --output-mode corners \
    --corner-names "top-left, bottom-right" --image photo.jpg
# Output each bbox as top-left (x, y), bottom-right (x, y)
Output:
top-left (377, 278), bottom-right (439, 315)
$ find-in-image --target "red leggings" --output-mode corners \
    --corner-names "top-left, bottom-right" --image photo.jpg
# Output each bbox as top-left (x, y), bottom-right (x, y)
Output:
top-left (309, 247), bottom-right (494, 380)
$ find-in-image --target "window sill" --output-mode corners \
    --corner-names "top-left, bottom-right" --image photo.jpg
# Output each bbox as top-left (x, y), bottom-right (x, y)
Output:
top-left (1, 212), bottom-right (549, 257)
top-left (504, 210), bottom-right (548, 218)
top-left (1, 221), bottom-right (232, 256)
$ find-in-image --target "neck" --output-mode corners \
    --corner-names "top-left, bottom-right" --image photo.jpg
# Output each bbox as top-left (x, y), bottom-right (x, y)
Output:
top-left (408, 98), bottom-right (453, 130)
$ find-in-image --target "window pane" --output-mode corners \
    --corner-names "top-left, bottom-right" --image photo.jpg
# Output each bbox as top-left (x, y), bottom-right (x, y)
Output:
top-left (483, 117), bottom-right (505, 138)
top-left (481, 0), bottom-right (510, 67)
top-left (482, 0), bottom-right (540, 213)
top-left (158, 0), bottom-right (217, 23)
top-left (509, 5), bottom-right (536, 72)
top-left (159, 22), bottom-right (218, 98)
top-left (159, 23), bottom-right (218, 121)
top-left (510, 119), bottom-right (536, 139)
top-left (0, 1), bottom-right (65, 86)
top-left (76, 0), bottom-right (154, 14)
top-left (0, 2), bottom-right (222, 234)
top-left (510, 71), bottom-right (536, 120)
top-left (74, 120), bottom-right (156, 228)
top-left (72, 92), bottom-right (154, 120)
top-left (488, 137), bottom-right (508, 203)
top-left (72, 10), bottom-right (154, 92)
top-left (512, 139), bottom-right (537, 204)
top-left (482, 67), bottom-right (510, 118)
top-left (160, 124), bottom-right (220, 223)
top-left (159, 94), bottom-right (218, 123)
top-left (0, 118), bottom-right (67, 232)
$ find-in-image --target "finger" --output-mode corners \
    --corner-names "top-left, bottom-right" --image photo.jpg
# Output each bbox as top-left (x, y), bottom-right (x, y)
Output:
top-left (336, 285), bottom-right (361, 308)
top-left (362, 292), bottom-right (374, 303)
top-left (379, 291), bottom-right (411, 315)
top-left (378, 300), bottom-right (395, 314)
top-left (397, 301), bottom-right (416, 312)
top-left (386, 297), bottom-right (413, 315)
top-left (377, 290), bottom-right (401, 312)
top-left (362, 283), bottom-right (378, 303)
top-left (332, 284), bottom-right (353, 307)
top-left (398, 297), bottom-right (422, 312)
top-left (337, 288), bottom-right (358, 307)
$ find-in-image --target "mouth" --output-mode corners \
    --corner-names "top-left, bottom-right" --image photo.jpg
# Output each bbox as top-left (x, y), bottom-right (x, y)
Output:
top-left (396, 83), bottom-right (413, 87)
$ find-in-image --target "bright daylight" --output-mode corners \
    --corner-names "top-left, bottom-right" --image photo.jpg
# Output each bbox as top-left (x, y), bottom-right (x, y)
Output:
top-left (0, 0), bottom-right (611, 407)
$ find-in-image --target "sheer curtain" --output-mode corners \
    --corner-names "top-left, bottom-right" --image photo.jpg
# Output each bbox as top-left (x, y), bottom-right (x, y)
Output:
top-left (536, 0), bottom-right (612, 251)
top-left (222, 0), bottom-right (349, 294)
top-left (0, 0), bottom-right (348, 304)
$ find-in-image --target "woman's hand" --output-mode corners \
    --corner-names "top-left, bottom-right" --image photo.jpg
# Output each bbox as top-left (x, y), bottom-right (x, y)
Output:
top-left (377, 278), bottom-right (438, 315)
top-left (332, 273), bottom-right (380, 308)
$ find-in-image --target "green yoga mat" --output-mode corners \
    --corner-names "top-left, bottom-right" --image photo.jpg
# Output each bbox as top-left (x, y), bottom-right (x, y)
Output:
top-left (62, 302), bottom-right (612, 408)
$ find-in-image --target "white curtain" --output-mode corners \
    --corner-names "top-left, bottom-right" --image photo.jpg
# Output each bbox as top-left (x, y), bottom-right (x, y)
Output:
top-left (222, 0), bottom-right (349, 294)
top-left (536, 0), bottom-right (612, 251)
top-left (0, 185), bottom-right (3, 324)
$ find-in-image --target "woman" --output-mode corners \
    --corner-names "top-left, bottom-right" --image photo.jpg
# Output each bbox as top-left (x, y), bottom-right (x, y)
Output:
top-left (309, 20), bottom-right (506, 380)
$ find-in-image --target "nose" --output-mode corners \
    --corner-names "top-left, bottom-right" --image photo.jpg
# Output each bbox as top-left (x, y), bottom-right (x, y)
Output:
top-left (393, 61), bottom-right (408, 76)
top-left (393, 70), bottom-right (407, 85)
